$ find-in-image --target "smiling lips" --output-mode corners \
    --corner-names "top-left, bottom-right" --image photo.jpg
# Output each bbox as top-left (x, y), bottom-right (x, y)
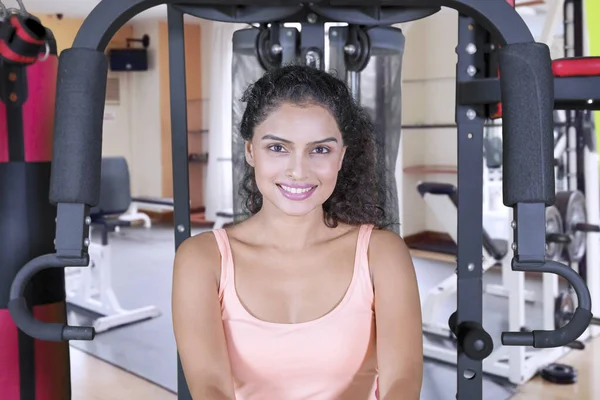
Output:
top-left (277, 183), bottom-right (317, 201)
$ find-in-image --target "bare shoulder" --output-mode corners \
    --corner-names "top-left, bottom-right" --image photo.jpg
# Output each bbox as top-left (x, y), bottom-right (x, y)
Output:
top-left (173, 230), bottom-right (222, 285)
top-left (369, 228), bottom-right (412, 261)
top-left (368, 228), bottom-right (415, 277)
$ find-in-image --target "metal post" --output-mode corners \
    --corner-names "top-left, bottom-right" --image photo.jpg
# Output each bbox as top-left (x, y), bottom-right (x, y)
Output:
top-left (572, 0), bottom-right (588, 282)
top-left (166, 5), bottom-right (192, 400)
top-left (455, 13), bottom-right (486, 399)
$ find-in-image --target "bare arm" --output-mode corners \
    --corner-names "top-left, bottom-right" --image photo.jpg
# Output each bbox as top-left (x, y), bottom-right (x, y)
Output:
top-left (370, 229), bottom-right (423, 400)
top-left (171, 232), bottom-right (235, 399)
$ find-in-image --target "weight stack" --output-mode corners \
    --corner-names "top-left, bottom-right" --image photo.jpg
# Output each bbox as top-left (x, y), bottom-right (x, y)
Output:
top-left (0, 33), bottom-right (71, 399)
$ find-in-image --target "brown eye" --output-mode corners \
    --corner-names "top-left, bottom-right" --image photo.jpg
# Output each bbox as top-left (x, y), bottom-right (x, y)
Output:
top-left (268, 144), bottom-right (285, 152)
top-left (312, 146), bottom-right (330, 154)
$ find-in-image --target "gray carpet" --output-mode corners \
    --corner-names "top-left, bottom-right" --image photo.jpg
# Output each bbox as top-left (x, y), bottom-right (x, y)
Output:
top-left (65, 223), bottom-right (557, 398)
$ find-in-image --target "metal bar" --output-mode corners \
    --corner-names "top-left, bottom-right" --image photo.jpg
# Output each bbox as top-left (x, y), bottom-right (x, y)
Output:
top-left (71, 0), bottom-right (535, 51)
top-left (166, 5), bottom-right (192, 400)
top-left (572, 0), bottom-right (587, 282)
top-left (458, 77), bottom-right (600, 110)
top-left (414, 0), bottom-right (535, 44)
top-left (455, 13), bottom-right (486, 399)
top-left (457, 78), bottom-right (501, 105)
top-left (73, 0), bottom-right (167, 50)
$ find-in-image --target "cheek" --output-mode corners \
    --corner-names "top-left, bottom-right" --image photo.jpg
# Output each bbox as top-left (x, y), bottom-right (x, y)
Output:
top-left (311, 156), bottom-right (341, 182)
top-left (253, 153), bottom-right (284, 179)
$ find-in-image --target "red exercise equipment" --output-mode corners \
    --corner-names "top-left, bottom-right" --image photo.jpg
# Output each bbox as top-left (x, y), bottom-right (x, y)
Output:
top-left (0, 28), bottom-right (71, 400)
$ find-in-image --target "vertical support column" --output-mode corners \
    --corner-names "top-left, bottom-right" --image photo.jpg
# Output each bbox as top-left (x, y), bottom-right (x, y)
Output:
top-left (572, 0), bottom-right (588, 283)
top-left (455, 14), bottom-right (486, 399)
top-left (166, 5), bottom-right (192, 400)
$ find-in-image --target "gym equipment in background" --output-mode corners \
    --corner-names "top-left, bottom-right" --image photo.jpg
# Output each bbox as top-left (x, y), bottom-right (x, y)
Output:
top-left (0, 18), bottom-right (71, 400)
top-left (410, 0), bottom-right (600, 387)
top-left (415, 182), bottom-right (582, 384)
top-left (556, 0), bottom-right (600, 297)
top-left (0, 0), bottom-right (48, 65)
top-left (6, 1), bottom-right (599, 400)
top-left (64, 156), bottom-right (160, 333)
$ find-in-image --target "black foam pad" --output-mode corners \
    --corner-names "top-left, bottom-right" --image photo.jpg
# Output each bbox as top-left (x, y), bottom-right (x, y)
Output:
top-left (50, 48), bottom-right (108, 206)
top-left (499, 43), bottom-right (555, 207)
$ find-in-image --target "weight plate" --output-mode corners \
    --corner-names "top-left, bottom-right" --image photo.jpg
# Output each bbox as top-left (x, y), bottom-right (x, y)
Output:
top-left (540, 363), bottom-right (577, 384)
top-left (545, 205), bottom-right (564, 260)
top-left (344, 27), bottom-right (370, 72)
top-left (554, 290), bottom-right (575, 330)
top-left (555, 190), bottom-right (587, 263)
top-left (255, 28), bottom-right (282, 71)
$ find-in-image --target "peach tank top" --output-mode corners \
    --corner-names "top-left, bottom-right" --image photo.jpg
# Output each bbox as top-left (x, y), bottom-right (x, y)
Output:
top-left (212, 224), bottom-right (379, 400)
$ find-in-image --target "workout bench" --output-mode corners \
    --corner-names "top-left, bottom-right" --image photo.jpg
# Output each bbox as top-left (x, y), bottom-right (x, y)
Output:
top-left (65, 157), bottom-right (161, 333)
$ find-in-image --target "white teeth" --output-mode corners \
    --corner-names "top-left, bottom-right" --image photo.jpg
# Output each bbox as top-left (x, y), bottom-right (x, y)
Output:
top-left (281, 185), bottom-right (313, 194)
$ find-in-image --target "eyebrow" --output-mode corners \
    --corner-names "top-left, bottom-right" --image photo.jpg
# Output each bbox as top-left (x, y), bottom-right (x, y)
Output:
top-left (261, 134), bottom-right (338, 145)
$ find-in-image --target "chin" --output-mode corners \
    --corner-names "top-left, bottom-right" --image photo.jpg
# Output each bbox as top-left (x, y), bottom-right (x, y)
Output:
top-left (276, 203), bottom-right (320, 217)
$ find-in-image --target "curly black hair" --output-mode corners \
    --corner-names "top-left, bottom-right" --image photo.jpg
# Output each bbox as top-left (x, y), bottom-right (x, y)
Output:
top-left (238, 64), bottom-right (393, 229)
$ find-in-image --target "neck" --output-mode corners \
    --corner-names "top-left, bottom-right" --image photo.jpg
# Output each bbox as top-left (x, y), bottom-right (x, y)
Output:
top-left (252, 205), bottom-right (330, 250)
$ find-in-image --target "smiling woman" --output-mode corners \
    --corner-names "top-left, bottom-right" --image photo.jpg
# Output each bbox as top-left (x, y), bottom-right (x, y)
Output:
top-left (238, 65), bottom-right (389, 228)
top-left (171, 65), bottom-right (423, 400)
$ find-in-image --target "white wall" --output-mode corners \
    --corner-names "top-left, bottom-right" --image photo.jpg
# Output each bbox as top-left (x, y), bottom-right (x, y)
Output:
top-left (129, 21), bottom-right (162, 198)
top-left (400, 8), bottom-right (459, 237)
top-left (100, 21), bottom-right (163, 199)
top-left (102, 73), bottom-right (132, 163)
top-left (101, 19), bottom-right (212, 201)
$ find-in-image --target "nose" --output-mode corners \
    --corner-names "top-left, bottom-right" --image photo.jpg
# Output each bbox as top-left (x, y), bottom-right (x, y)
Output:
top-left (286, 152), bottom-right (308, 180)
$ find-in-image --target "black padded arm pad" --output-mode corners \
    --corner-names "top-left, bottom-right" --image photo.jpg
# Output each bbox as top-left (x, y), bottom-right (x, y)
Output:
top-left (499, 43), bottom-right (555, 207)
top-left (416, 182), bottom-right (456, 197)
top-left (50, 48), bottom-right (108, 206)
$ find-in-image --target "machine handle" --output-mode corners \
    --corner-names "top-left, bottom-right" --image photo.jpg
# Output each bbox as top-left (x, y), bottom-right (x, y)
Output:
top-left (574, 223), bottom-right (600, 232)
top-left (546, 233), bottom-right (571, 244)
top-left (502, 259), bottom-right (592, 347)
top-left (8, 253), bottom-right (95, 342)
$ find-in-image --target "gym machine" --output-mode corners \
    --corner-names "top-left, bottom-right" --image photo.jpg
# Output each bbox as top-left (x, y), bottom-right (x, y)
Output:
top-left (5, 1), bottom-right (598, 400)
top-left (413, 0), bottom-right (600, 386)
top-left (553, 0), bottom-right (600, 326)
top-left (0, 2), bottom-right (73, 399)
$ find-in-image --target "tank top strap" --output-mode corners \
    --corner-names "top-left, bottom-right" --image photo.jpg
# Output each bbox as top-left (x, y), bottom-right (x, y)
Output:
top-left (356, 224), bottom-right (375, 268)
top-left (212, 228), bottom-right (233, 299)
top-left (353, 224), bottom-right (376, 298)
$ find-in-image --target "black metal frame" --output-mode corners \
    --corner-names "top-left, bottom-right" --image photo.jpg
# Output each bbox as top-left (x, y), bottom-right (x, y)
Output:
top-left (165, 7), bottom-right (193, 399)
top-left (454, 12), bottom-right (488, 395)
top-left (5, 2), bottom-right (596, 400)
top-left (458, 76), bottom-right (600, 110)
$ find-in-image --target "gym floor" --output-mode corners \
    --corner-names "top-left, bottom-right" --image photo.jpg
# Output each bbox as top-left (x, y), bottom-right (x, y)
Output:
top-left (66, 222), bottom-right (600, 400)
top-left (70, 336), bottom-right (600, 399)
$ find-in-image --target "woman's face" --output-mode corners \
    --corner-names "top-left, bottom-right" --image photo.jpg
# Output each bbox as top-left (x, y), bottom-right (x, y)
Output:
top-left (245, 102), bottom-right (346, 218)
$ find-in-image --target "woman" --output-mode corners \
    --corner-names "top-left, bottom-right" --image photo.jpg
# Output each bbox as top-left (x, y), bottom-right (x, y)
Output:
top-left (172, 65), bottom-right (423, 399)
